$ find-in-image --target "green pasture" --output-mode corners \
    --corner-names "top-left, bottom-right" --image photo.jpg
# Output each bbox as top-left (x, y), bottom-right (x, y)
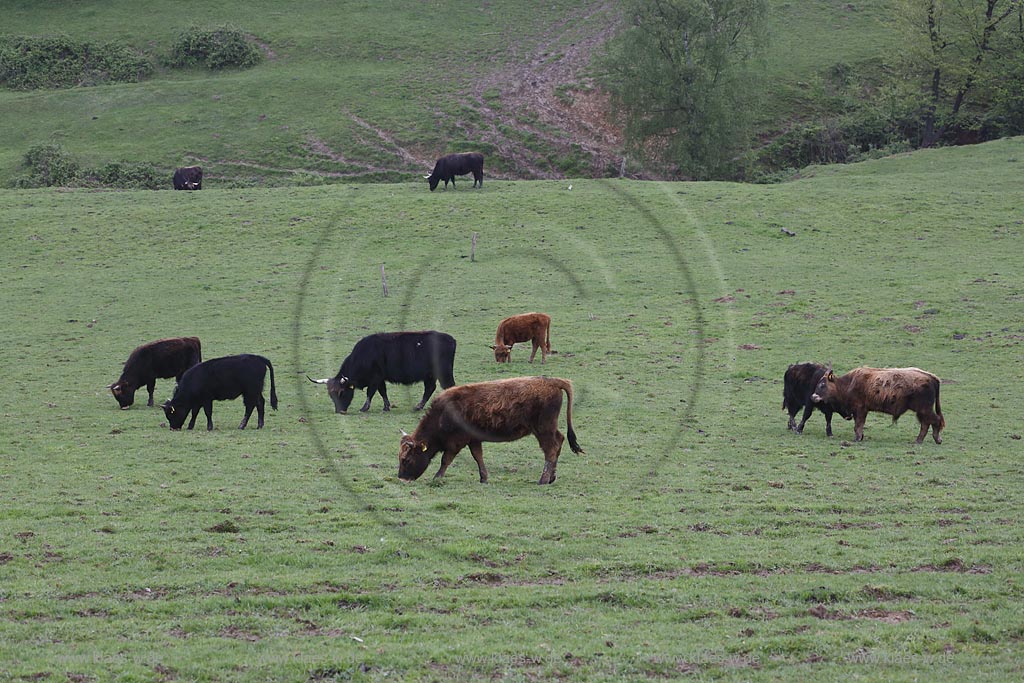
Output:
top-left (2, 138), bottom-right (1022, 680)
top-left (0, 0), bottom-right (896, 187)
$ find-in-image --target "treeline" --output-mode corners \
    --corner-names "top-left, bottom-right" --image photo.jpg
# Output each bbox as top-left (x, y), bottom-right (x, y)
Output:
top-left (0, 25), bottom-right (261, 90)
top-left (599, 0), bottom-right (1024, 181)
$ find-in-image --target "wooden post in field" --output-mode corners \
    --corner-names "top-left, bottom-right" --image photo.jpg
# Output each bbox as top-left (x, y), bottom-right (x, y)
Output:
top-left (619, 156), bottom-right (627, 178)
top-left (471, 232), bottom-right (478, 262)
top-left (380, 264), bottom-right (389, 297)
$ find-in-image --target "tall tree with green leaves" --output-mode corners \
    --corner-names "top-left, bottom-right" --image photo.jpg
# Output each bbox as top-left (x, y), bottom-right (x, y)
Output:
top-left (895, 0), bottom-right (1024, 146)
top-left (599, 0), bottom-right (768, 180)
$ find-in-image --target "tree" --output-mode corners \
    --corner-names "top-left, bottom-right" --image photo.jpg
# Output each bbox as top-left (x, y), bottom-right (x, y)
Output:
top-left (599, 0), bottom-right (768, 179)
top-left (895, 0), bottom-right (1024, 146)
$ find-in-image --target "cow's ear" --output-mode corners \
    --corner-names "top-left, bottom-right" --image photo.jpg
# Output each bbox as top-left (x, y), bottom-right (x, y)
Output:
top-left (826, 371), bottom-right (834, 381)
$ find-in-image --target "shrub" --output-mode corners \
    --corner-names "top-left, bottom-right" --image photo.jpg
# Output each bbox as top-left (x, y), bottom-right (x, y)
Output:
top-left (20, 143), bottom-right (80, 187)
top-left (169, 26), bottom-right (261, 70)
top-left (85, 162), bottom-right (164, 190)
top-left (0, 34), bottom-right (152, 90)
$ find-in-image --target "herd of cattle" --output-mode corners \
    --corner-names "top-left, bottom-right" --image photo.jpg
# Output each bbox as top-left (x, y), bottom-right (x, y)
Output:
top-left (107, 313), bottom-right (587, 484)
top-left (154, 153), bottom-right (946, 481)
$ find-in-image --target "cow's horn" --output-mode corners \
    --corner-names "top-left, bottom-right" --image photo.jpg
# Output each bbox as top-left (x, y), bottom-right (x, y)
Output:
top-left (400, 428), bottom-right (409, 436)
top-left (306, 375), bottom-right (330, 384)
top-left (338, 376), bottom-right (348, 385)
top-left (423, 174), bottom-right (432, 179)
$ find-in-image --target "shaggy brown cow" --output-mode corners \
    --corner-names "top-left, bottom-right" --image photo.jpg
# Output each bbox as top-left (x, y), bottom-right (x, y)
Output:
top-left (490, 312), bottom-right (551, 363)
top-left (110, 337), bottom-right (202, 409)
top-left (398, 376), bottom-right (584, 485)
top-left (811, 366), bottom-right (945, 443)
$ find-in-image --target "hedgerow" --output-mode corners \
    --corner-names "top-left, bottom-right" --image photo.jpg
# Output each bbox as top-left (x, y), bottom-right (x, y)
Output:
top-left (0, 34), bottom-right (152, 89)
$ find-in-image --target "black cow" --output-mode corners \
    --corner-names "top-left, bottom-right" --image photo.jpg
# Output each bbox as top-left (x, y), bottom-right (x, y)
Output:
top-left (110, 337), bottom-right (202, 409)
top-left (162, 354), bottom-right (278, 430)
top-left (308, 331), bottom-right (457, 413)
top-left (782, 362), bottom-right (846, 436)
top-left (424, 153), bottom-right (484, 191)
top-left (173, 166), bottom-right (203, 190)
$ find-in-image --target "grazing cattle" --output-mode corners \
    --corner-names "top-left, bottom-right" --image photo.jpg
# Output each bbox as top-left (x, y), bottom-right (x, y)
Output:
top-left (782, 362), bottom-right (847, 435)
top-left (811, 366), bottom-right (945, 443)
top-left (491, 312), bottom-right (551, 363)
top-left (398, 376), bottom-right (584, 485)
top-left (424, 152), bottom-right (484, 191)
top-left (110, 337), bottom-right (202, 409)
top-left (172, 166), bottom-right (203, 190)
top-left (307, 331), bottom-right (457, 414)
top-left (162, 354), bottom-right (277, 431)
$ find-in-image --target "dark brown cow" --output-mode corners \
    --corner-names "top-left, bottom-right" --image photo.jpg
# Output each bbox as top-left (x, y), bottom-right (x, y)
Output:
top-left (490, 312), bottom-right (551, 363)
top-left (110, 337), bottom-right (202, 409)
top-left (398, 376), bottom-right (584, 485)
top-left (811, 366), bottom-right (945, 443)
top-left (173, 166), bottom-right (202, 190)
top-left (783, 362), bottom-right (847, 435)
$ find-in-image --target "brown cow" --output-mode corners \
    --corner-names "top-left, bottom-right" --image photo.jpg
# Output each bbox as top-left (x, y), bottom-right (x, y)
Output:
top-left (811, 366), bottom-right (945, 443)
top-left (110, 337), bottom-right (202, 409)
top-left (398, 376), bottom-right (584, 485)
top-left (490, 312), bottom-right (551, 363)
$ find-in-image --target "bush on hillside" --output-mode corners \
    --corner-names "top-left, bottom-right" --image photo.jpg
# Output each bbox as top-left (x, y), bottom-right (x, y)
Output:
top-left (12, 143), bottom-right (166, 190)
top-left (84, 162), bottom-right (164, 190)
top-left (0, 34), bottom-right (152, 89)
top-left (168, 26), bottom-right (261, 70)
top-left (15, 143), bottom-right (80, 187)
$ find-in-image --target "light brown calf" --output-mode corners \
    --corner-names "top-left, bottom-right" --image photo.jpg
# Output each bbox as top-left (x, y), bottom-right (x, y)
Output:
top-left (490, 312), bottom-right (551, 363)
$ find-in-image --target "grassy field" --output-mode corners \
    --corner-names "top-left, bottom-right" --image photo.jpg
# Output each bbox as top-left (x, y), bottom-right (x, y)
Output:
top-left (2, 138), bottom-right (1022, 681)
top-left (0, 0), bottom-right (898, 186)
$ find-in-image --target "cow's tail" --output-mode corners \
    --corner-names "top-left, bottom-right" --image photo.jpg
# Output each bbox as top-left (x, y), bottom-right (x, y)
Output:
top-left (262, 356), bottom-right (279, 410)
top-left (555, 378), bottom-right (584, 454)
top-left (934, 378), bottom-right (945, 430)
top-left (545, 321), bottom-right (552, 355)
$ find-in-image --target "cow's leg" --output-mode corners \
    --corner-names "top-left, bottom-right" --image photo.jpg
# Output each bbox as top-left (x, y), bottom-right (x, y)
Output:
top-left (537, 431), bottom-right (564, 484)
top-left (528, 342), bottom-right (538, 363)
top-left (432, 449), bottom-right (460, 479)
top-left (823, 409), bottom-right (834, 437)
top-left (187, 407), bottom-right (200, 430)
top-left (256, 395), bottom-right (266, 429)
top-left (796, 402), bottom-right (815, 433)
top-left (415, 379), bottom-right (437, 411)
top-left (239, 400), bottom-right (255, 430)
top-left (853, 412), bottom-right (866, 441)
top-left (914, 415), bottom-right (930, 444)
top-left (360, 385), bottom-right (375, 412)
top-left (787, 408), bottom-right (798, 431)
top-left (468, 441), bottom-right (488, 483)
top-left (203, 402), bottom-right (214, 431)
top-left (146, 380), bottom-right (156, 407)
top-left (377, 383), bottom-right (392, 412)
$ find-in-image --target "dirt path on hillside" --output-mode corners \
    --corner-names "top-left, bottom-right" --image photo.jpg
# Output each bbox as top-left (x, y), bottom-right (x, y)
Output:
top-left (469, 1), bottom-right (626, 179)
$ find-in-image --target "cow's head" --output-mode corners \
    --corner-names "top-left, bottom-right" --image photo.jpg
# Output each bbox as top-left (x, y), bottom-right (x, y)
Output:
top-left (110, 383), bottom-right (136, 409)
top-left (185, 181), bottom-right (198, 190)
top-left (398, 429), bottom-right (434, 481)
top-left (307, 375), bottom-right (355, 413)
top-left (490, 343), bottom-right (512, 363)
top-left (162, 399), bottom-right (188, 430)
top-left (425, 173), bottom-right (440, 191)
top-left (811, 368), bottom-right (836, 405)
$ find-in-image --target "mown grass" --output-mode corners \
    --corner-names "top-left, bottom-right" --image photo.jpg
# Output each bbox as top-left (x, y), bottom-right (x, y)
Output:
top-left (2, 138), bottom-right (1022, 681)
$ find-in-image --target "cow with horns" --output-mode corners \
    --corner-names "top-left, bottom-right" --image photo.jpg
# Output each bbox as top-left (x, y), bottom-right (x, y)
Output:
top-left (172, 166), bottom-right (203, 190)
top-left (109, 336), bottom-right (202, 409)
top-left (811, 366), bottom-right (945, 443)
top-left (308, 331), bottom-right (457, 413)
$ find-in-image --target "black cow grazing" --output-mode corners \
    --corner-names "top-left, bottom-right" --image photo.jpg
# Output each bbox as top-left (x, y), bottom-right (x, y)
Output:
top-left (162, 354), bottom-right (278, 431)
top-left (424, 152), bottom-right (484, 191)
top-left (172, 166), bottom-right (203, 190)
top-left (110, 337), bottom-right (202, 409)
top-left (308, 331), bottom-right (457, 414)
top-left (782, 362), bottom-right (847, 436)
